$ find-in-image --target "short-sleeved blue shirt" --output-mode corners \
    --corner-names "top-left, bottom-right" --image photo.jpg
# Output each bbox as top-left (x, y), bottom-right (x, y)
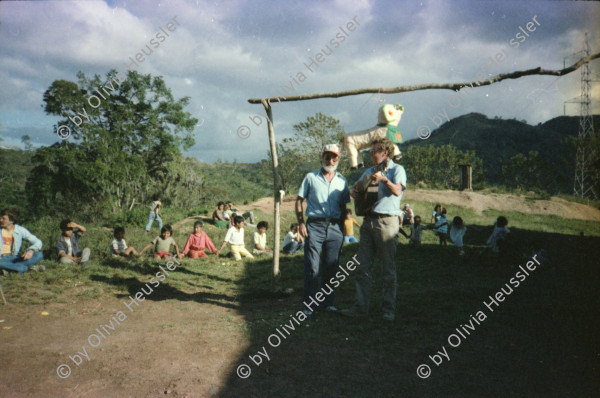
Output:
top-left (358, 160), bottom-right (407, 215)
top-left (297, 169), bottom-right (350, 219)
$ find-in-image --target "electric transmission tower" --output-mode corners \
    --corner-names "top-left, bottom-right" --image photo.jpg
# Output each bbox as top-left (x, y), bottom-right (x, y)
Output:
top-left (564, 32), bottom-right (597, 199)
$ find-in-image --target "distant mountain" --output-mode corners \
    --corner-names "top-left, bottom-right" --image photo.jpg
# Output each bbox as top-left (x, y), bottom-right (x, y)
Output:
top-left (399, 113), bottom-right (600, 191)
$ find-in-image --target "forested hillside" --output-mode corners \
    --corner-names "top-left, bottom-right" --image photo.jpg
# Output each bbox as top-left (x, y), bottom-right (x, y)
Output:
top-left (400, 113), bottom-right (600, 192)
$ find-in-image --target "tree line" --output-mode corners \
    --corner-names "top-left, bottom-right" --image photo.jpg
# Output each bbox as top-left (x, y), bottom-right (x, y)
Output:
top-left (7, 69), bottom-right (597, 222)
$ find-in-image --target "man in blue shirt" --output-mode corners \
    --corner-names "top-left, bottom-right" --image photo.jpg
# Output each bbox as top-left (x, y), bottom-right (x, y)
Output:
top-left (296, 144), bottom-right (349, 317)
top-left (342, 138), bottom-right (406, 321)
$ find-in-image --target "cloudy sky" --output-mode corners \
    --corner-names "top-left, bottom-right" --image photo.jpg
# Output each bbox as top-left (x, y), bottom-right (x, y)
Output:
top-left (1, 0), bottom-right (599, 163)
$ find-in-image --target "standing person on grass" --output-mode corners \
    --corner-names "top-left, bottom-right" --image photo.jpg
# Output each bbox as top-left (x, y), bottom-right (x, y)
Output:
top-left (431, 204), bottom-right (442, 224)
top-left (434, 208), bottom-right (449, 246)
top-left (56, 220), bottom-right (90, 264)
top-left (343, 209), bottom-right (360, 244)
top-left (0, 208), bottom-right (45, 274)
top-left (342, 138), bottom-right (407, 321)
top-left (145, 194), bottom-right (163, 232)
top-left (296, 144), bottom-right (349, 318)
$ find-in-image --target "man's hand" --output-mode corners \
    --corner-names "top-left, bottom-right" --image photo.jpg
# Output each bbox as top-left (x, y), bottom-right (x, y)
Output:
top-left (22, 250), bottom-right (34, 260)
top-left (371, 171), bottom-right (387, 183)
top-left (299, 223), bottom-right (308, 239)
top-left (74, 256), bottom-right (82, 263)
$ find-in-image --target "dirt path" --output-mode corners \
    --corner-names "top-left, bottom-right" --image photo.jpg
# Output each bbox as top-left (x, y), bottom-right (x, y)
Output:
top-left (0, 297), bottom-right (247, 397)
top-left (239, 190), bottom-right (600, 221)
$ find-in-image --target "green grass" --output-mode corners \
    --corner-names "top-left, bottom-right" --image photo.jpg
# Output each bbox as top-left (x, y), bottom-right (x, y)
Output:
top-left (2, 201), bottom-right (599, 396)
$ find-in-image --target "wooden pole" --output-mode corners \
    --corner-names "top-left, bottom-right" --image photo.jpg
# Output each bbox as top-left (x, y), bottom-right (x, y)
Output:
top-left (0, 280), bottom-right (7, 305)
top-left (248, 52), bottom-right (600, 104)
top-left (261, 99), bottom-right (282, 287)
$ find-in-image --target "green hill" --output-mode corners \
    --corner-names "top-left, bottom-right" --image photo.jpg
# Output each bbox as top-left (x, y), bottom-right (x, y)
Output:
top-left (399, 113), bottom-right (600, 191)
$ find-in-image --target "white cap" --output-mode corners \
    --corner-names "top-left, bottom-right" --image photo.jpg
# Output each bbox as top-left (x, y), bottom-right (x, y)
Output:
top-left (322, 144), bottom-right (341, 156)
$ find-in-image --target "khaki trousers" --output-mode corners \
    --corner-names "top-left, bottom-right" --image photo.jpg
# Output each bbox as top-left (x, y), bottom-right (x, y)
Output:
top-left (230, 245), bottom-right (254, 261)
top-left (354, 216), bottom-right (399, 316)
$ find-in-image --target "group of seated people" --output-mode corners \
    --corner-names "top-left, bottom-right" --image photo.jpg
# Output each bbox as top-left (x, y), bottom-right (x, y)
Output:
top-left (397, 203), bottom-right (467, 255)
top-left (0, 209), bottom-right (99, 275)
top-left (1, 200), bottom-right (513, 274)
top-left (397, 203), bottom-right (510, 256)
top-left (211, 201), bottom-right (255, 228)
top-left (0, 203), bottom-right (304, 273)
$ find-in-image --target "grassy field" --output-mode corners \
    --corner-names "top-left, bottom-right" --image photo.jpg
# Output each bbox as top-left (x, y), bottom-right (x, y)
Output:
top-left (1, 200), bottom-right (599, 397)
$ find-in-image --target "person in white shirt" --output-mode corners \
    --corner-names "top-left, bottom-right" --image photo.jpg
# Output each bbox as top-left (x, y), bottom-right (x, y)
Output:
top-left (449, 216), bottom-right (467, 255)
top-left (252, 221), bottom-right (273, 256)
top-left (56, 220), bottom-right (90, 264)
top-left (282, 223), bottom-right (304, 254)
top-left (400, 204), bottom-right (414, 226)
top-left (110, 227), bottom-right (139, 257)
top-left (486, 216), bottom-right (510, 253)
top-left (217, 216), bottom-right (254, 261)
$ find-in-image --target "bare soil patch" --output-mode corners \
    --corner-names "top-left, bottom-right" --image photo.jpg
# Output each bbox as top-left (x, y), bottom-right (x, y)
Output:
top-left (237, 190), bottom-right (600, 221)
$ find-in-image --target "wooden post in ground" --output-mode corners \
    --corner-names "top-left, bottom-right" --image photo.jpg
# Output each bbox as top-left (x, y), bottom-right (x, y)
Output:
top-left (0, 280), bottom-right (7, 305)
top-left (261, 99), bottom-right (281, 289)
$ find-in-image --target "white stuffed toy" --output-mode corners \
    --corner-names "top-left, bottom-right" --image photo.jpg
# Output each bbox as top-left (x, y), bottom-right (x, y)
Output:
top-left (343, 104), bottom-right (404, 169)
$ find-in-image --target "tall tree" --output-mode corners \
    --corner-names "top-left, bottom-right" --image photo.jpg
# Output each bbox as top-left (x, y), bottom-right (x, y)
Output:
top-left (30, 70), bottom-right (198, 215)
top-left (267, 112), bottom-right (347, 192)
top-left (21, 135), bottom-right (32, 152)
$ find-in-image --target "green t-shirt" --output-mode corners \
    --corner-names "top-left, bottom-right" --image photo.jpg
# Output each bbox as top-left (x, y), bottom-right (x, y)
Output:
top-left (152, 236), bottom-right (174, 253)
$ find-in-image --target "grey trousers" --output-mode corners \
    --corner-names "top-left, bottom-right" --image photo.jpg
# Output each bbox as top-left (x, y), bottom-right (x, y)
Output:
top-left (354, 216), bottom-right (399, 316)
top-left (59, 248), bottom-right (90, 263)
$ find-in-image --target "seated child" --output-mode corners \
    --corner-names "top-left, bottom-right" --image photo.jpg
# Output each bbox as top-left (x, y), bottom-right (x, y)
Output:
top-left (399, 215), bottom-right (429, 245)
top-left (110, 227), bottom-right (139, 257)
top-left (449, 216), bottom-right (467, 255)
top-left (140, 225), bottom-right (181, 260)
top-left (252, 221), bottom-right (273, 256)
top-left (182, 221), bottom-right (217, 258)
top-left (343, 209), bottom-right (360, 244)
top-left (217, 216), bottom-right (254, 261)
top-left (282, 223), bottom-right (304, 254)
top-left (433, 208), bottom-right (449, 246)
top-left (400, 204), bottom-right (414, 226)
top-left (486, 216), bottom-right (510, 253)
top-left (56, 220), bottom-right (90, 264)
top-left (212, 202), bottom-right (229, 228)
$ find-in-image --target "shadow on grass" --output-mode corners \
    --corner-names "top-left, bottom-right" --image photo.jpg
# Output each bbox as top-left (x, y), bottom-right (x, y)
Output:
top-left (90, 274), bottom-right (240, 310)
top-left (213, 225), bottom-right (600, 397)
top-left (99, 257), bottom-right (235, 283)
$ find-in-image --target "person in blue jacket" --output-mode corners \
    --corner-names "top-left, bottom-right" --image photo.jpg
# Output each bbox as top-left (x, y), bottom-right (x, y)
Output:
top-left (0, 208), bottom-right (45, 274)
